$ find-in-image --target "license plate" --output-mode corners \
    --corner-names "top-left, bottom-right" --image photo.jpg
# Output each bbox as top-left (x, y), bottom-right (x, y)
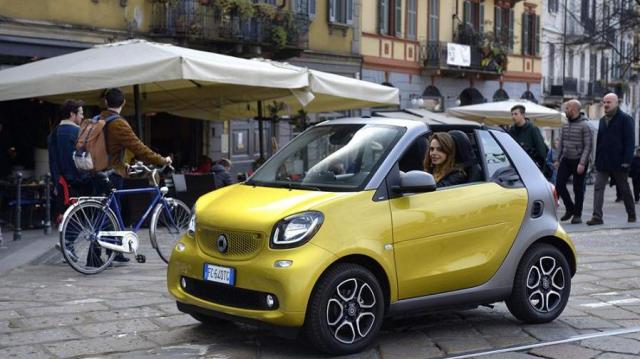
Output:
top-left (203, 263), bottom-right (235, 286)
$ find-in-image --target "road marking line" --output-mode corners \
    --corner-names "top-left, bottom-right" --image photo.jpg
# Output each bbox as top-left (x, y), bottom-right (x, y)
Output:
top-left (447, 326), bottom-right (640, 359)
top-left (581, 298), bottom-right (640, 308)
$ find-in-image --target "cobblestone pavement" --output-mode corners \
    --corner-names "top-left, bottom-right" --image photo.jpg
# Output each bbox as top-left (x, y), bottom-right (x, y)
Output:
top-left (1, 184), bottom-right (640, 358)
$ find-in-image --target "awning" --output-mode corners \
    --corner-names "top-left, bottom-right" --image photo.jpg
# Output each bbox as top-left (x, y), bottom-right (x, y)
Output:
top-left (448, 99), bottom-right (562, 127)
top-left (0, 39), bottom-right (399, 120)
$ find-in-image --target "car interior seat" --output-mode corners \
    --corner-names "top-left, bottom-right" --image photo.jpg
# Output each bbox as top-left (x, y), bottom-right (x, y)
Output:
top-left (449, 130), bottom-right (484, 182)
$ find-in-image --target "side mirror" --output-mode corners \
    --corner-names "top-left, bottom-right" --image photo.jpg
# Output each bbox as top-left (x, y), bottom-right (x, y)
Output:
top-left (392, 170), bottom-right (437, 193)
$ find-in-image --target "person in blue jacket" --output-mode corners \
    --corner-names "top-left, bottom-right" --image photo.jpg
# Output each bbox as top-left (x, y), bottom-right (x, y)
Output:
top-left (587, 93), bottom-right (636, 225)
top-left (48, 100), bottom-right (91, 220)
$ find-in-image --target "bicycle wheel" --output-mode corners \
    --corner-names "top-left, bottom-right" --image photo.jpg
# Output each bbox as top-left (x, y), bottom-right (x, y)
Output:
top-left (149, 198), bottom-right (191, 263)
top-left (59, 200), bottom-right (119, 275)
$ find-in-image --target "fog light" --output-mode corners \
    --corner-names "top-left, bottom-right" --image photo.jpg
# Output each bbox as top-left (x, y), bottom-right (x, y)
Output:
top-left (274, 260), bottom-right (293, 268)
top-left (181, 277), bottom-right (187, 289)
top-left (176, 242), bottom-right (186, 252)
top-left (266, 294), bottom-right (275, 308)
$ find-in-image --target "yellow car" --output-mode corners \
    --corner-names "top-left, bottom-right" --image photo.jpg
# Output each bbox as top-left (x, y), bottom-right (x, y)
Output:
top-left (167, 118), bottom-right (576, 355)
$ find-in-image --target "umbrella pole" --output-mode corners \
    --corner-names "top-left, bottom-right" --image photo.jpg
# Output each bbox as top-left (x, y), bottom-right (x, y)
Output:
top-left (134, 84), bottom-right (143, 139)
top-left (257, 101), bottom-right (264, 162)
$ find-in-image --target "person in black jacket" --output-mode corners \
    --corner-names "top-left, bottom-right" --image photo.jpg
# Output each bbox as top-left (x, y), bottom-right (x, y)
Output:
top-left (423, 132), bottom-right (466, 188)
top-left (508, 104), bottom-right (548, 170)
top-left (587, 93), bottom-right (636, 225)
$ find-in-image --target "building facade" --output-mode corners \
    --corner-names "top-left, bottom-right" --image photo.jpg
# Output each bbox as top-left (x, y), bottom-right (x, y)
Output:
top-left (541, 0), bottom-right (640, 130)
top-left (358, 0), bottom-right (542, 112)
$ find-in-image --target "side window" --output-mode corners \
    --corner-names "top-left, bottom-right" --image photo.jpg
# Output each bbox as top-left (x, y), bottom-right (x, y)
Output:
top-left (476, 130), bottom-right (512, 179)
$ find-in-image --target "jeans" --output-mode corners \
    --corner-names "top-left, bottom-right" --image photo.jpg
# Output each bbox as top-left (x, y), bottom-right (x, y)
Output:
top-left (593, 170), bottom-right (636, 219)
top-left (556, 158), bottom-right (588, 218)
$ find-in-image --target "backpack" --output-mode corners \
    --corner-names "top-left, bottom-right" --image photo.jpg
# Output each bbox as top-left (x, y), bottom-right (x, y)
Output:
top-left (73, 114), bottom-right (119, 172)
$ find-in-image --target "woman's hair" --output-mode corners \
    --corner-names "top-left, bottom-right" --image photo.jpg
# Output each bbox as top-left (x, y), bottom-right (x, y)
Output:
top-left (424, 132), bottom-right (459, 182)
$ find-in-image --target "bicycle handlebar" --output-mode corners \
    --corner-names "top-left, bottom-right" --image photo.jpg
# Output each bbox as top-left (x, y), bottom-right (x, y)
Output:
top-left (126, 161), bottom-right (174, 176)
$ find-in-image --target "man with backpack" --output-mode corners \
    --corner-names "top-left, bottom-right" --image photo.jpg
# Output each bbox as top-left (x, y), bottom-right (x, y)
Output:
top-left (48, 100), bottom-right (92, 222)
top-left (76, 88), bottom-right (171, 263)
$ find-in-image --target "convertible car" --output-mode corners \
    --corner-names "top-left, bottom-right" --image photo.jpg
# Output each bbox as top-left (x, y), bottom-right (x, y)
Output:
top-left (167, 117), bottom-right (576, 355)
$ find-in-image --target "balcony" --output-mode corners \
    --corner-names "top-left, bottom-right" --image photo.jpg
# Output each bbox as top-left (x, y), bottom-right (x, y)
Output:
top-left (420, 40), bottom-right (503, 77)
top-left (150, 0), bottom-right (309, 56)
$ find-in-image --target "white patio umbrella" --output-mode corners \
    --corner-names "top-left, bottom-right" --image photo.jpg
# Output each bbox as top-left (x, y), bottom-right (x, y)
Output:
top-left (448, 99), bottom-right (562, 127)
top-left (0, 39), bottom-right (399, 120)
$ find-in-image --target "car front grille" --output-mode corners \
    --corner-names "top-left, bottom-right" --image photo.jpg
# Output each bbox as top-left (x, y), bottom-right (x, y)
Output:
top-left (182, 276), bottom-right (278, 310)
top-left (196, 226), bottom-right (264, 260)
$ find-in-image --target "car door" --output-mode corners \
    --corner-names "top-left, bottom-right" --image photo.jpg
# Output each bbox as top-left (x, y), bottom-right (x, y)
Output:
top-left (390, 130), bottom-right (528, 299)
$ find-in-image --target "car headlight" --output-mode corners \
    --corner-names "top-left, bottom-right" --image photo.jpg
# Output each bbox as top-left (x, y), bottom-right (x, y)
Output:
top-left (270, 211), bottom-right (324, 249)
top-left (187, 213), bottom-right (196, 238)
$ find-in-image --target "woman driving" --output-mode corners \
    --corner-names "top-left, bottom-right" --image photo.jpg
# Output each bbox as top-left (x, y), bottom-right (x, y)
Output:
top-left (423, 132), bottom-right (467, 188)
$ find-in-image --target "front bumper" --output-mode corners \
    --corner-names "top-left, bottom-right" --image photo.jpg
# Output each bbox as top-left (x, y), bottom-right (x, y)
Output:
top-left (167, 234), bottom-right (336, 327)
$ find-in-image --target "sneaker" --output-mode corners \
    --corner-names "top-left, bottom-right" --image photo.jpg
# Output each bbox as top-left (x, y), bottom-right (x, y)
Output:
top-left (629, 216), bottom-right (637, 223)
top-left (113, 254), bottom-right (130, 263)
top-left (560, 212), bottom-right (573, 221)
top-left (586, 217), bottom-right (604, 225)
top-left (570, 216), bottom-right (582, 224)
top-left (55, 243), bottom-right (79, 262)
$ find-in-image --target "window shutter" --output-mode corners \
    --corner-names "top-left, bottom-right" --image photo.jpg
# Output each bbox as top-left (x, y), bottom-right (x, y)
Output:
top-left (309, 0), bottom-right (316, 18)
top-left (495, 6), bottom-right (502, 40)
top-left (463, 0), bottom-right (470, 27)
top-left (535, 15), bottom-right (540, 55)
top-left (509, 8), bottom-right (514, 51)
top-left (347, 0), bottom-right (353, 25)
top-left (522, 12), bottom-right (529, 55)
top-left (329, 0), bottom-right (336, 22)
top-left (395, 0), bottom-right (402, 36)
top-left (379, 0), bottom-right (388, 34)
top-left (480, 3), bottom-right (484, 34)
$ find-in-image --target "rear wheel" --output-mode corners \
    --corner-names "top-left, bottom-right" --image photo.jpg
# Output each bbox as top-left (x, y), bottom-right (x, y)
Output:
top-left (304, 263), bottom-right (384, 355)
top-left (59, 200), bottom-right (118, 275)
top-left (149, 198), bottom-right (191, 263)
top-left (506, 243), bottom-right (571, 323)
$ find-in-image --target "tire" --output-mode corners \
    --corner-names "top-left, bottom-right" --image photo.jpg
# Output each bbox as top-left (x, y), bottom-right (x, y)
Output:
top-left (59, 200), bottom-right (119, 275)
top-left (506, 243), bottom-right (571, 323)
top-left (149, 198), bottom-right (191, 263)
top-left (304, 263), bottom-right (385, 355)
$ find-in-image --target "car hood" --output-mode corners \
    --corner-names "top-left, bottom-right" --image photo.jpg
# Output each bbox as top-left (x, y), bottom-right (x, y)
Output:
top-left (194, 183), bottom-right (353, 232)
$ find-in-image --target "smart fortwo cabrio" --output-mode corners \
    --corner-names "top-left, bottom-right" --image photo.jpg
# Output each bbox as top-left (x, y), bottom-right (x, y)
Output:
top-left (167, 117), bottom-right (576, 355)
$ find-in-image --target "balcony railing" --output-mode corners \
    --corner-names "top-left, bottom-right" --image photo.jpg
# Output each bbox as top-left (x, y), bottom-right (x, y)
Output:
top-left (420, 40), bottom-right (502, 75)
top-left (150, 0), bottom-right (309, 50)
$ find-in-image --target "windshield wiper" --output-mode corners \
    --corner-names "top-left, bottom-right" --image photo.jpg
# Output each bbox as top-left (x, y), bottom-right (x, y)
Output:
top-left (283, 182), bottom-right (321, 191)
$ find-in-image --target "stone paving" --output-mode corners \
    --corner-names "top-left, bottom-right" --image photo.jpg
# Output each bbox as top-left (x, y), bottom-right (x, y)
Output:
top-left (0, 183), bottom-right (639, 358)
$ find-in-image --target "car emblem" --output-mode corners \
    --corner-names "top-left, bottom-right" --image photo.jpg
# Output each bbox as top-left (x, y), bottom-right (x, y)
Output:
top-left (216, 234), bottom-right (229, 253)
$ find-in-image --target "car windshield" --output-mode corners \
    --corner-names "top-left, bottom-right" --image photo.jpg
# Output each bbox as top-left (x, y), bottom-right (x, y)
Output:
top-left (247, 123), bottom-right (405, 191)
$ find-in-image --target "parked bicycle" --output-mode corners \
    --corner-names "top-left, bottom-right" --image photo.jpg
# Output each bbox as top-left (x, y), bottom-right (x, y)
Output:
top-left (59, 162), bottom-right (191, 274)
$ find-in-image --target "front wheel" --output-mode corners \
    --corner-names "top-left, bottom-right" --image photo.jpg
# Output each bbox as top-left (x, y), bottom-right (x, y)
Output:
top-left (506, 243), bottom-right (571, 323)
top-left (149, 198), bottom-right (191, 263)
top-left (59, 200), bottom-right (119, 275)
top-left (304, 263), bottom-right (384, 355)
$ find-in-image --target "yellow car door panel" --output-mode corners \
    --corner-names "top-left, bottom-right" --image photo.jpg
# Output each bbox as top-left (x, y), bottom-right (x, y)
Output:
top-left (391, 182), bottom-right (527, 299)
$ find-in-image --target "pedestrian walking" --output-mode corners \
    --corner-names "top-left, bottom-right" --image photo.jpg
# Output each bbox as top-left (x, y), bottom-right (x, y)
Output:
top-left (586, 93), bottom-right (636, 225)
top-left (546, 138), bottom-right (560, 184)
top-left (508, 105), bottom-right (548, 172)
top-left (555, 100), bottom-right (593, 224)
top-left (48, 100), bottom-right (92, 223)
top-left (629, 147), bottom-right (640, 203)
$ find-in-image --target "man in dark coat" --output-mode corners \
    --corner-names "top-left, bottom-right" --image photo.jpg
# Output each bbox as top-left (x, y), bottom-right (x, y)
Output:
top-left (508, 104), bottom-right (548, 170)
top-left (587, 93), bottom-right (636, 225)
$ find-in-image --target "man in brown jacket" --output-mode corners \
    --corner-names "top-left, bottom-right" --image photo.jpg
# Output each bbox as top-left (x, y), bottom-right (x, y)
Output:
top-left (99, 88), bottom-right (171, 263)
top-left (101, 88), bottom-right (171, 179)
